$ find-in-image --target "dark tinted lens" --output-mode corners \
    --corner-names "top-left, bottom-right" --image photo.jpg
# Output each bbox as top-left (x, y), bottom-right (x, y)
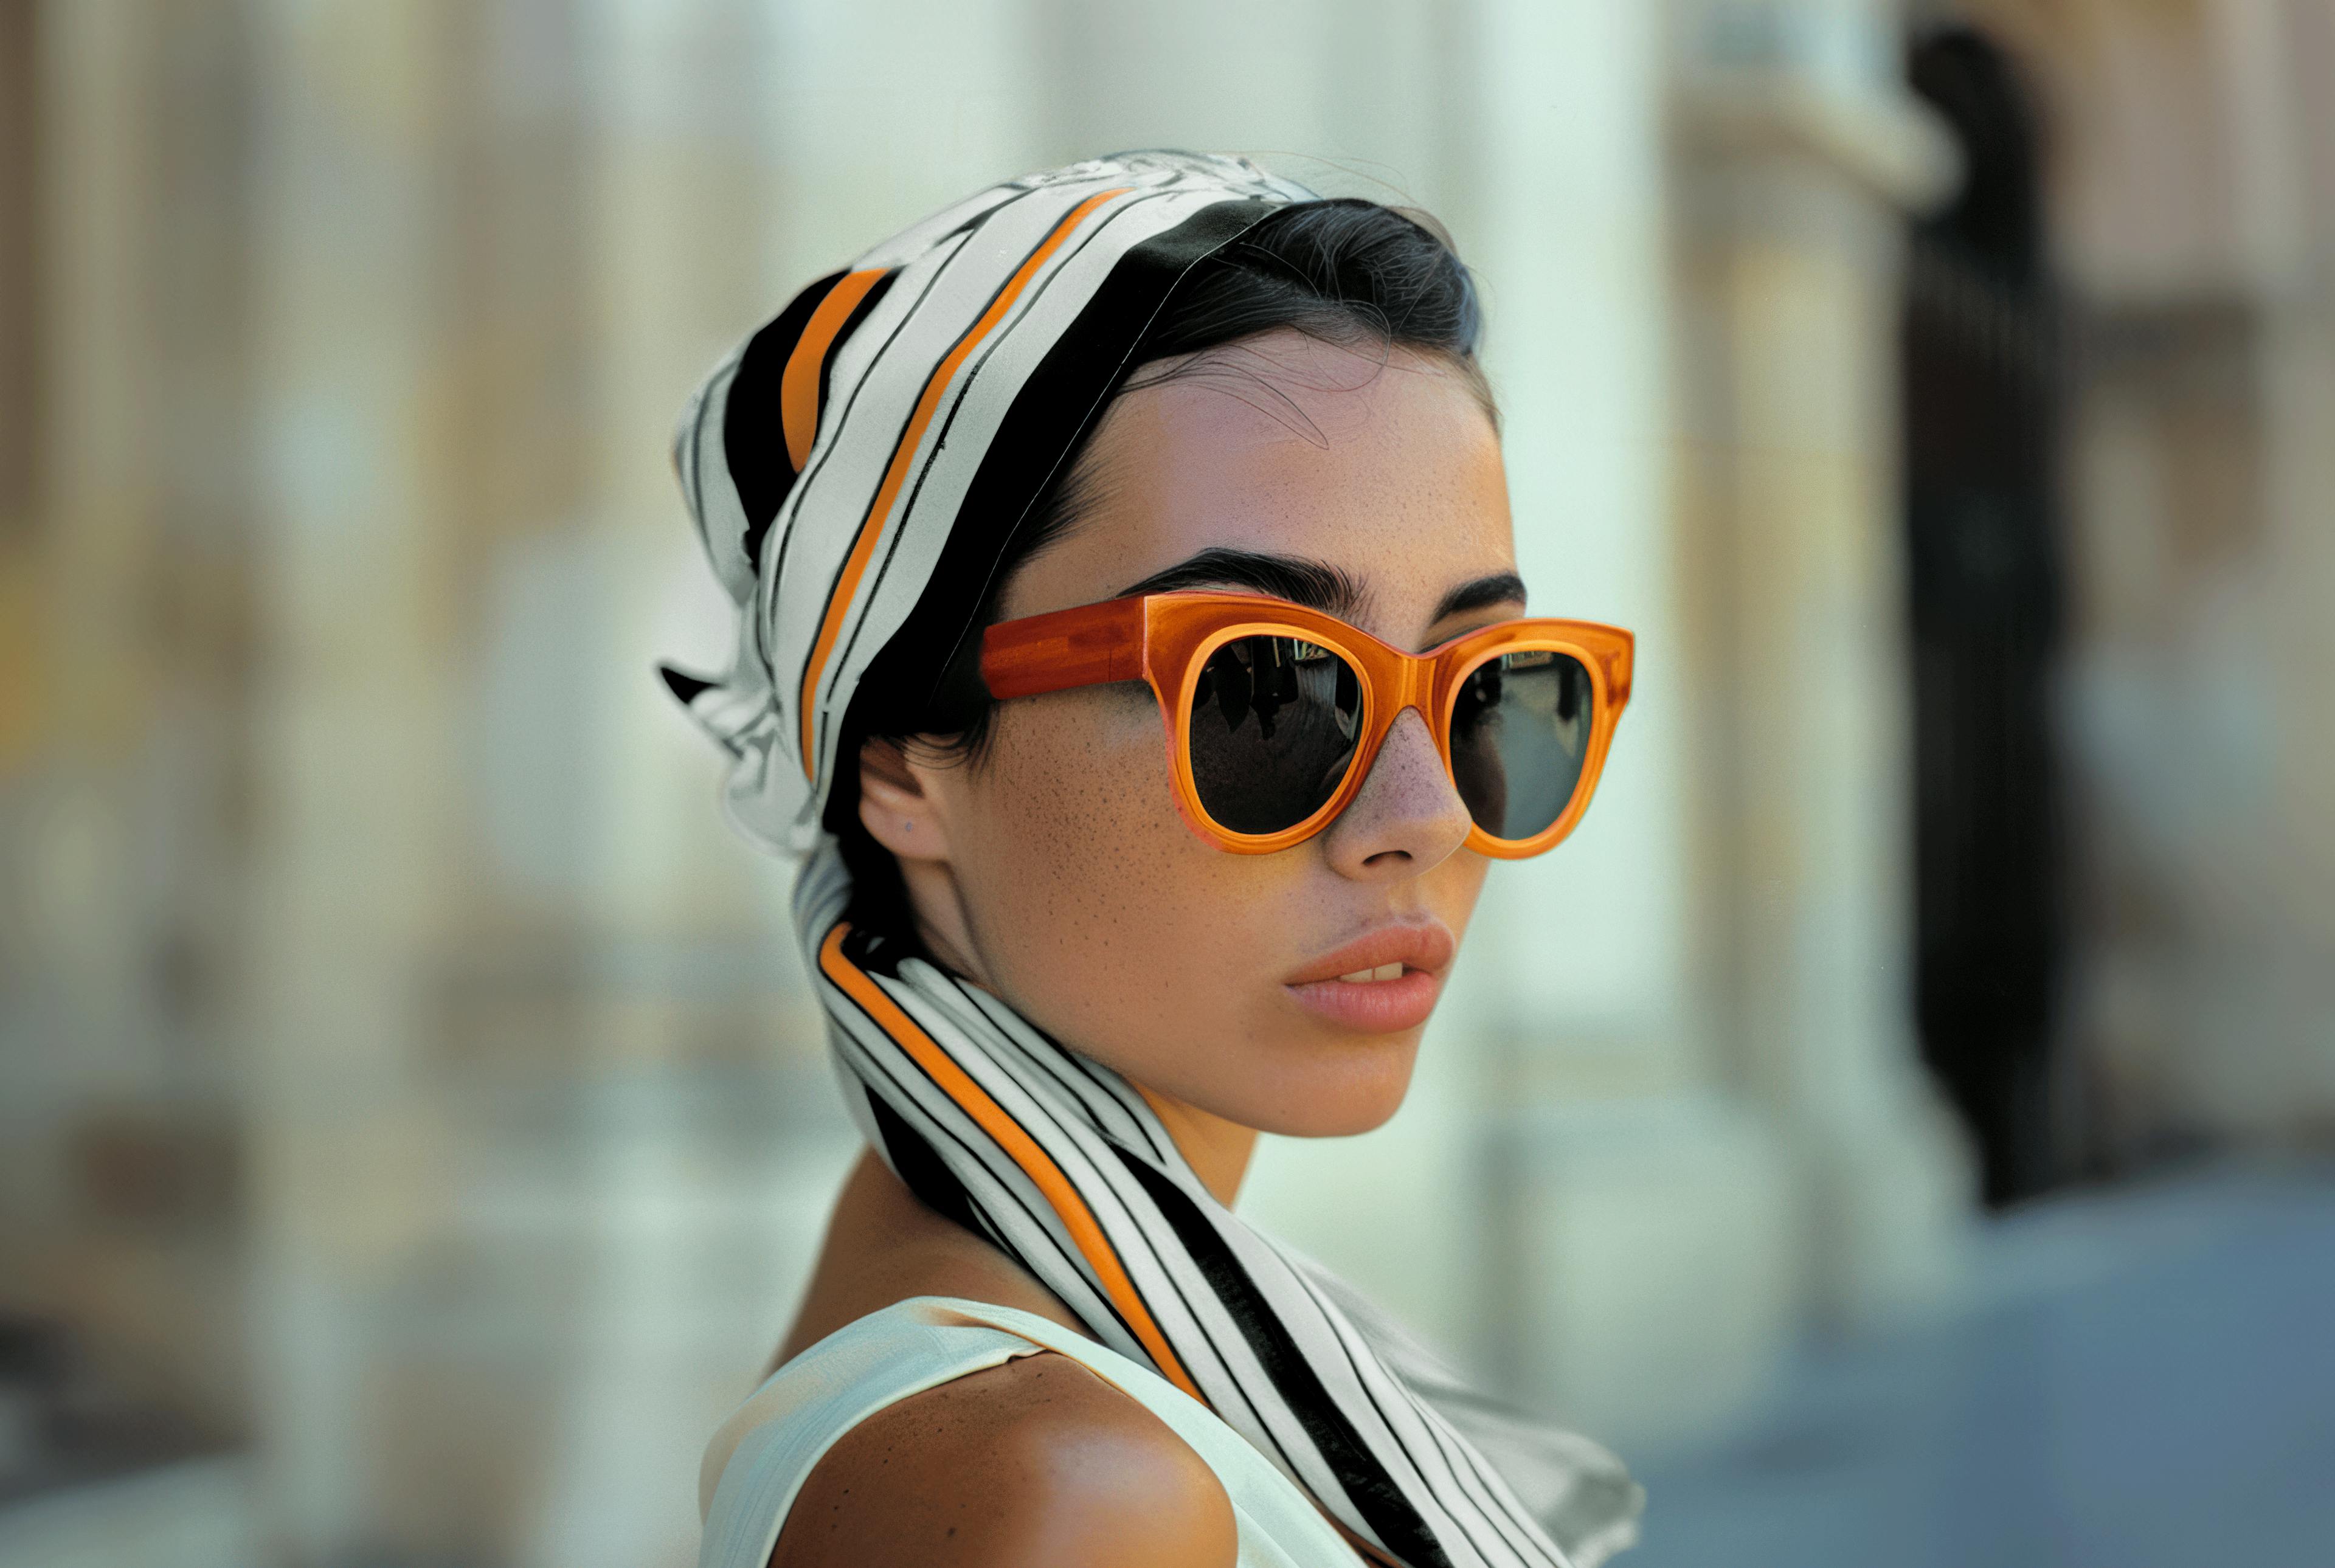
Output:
top-left (1186, 635), bottom-right (1365, 835)
top-left (1448, 649), bottom-right (1594, 841)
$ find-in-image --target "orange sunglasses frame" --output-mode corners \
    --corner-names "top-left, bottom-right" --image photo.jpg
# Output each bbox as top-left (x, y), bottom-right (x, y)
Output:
top-left (980, 590), bottom-right (1634, 858)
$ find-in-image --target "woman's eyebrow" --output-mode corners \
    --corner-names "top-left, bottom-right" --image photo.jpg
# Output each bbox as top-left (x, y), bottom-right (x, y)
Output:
top-left (1431, 572), bottom-right (1527, 623)
top-left (1115, 548), bottom-right (1366, 620)
top-left (1115, 551), bottom-right (1525, 627)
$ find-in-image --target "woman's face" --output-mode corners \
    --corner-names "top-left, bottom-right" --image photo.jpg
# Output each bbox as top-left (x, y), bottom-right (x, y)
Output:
top-left (863, 331), bottom-right (1518, 1143)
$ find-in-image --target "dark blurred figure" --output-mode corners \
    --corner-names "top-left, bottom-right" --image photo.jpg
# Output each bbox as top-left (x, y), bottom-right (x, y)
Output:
top-left (1902, 26), bottom-right (2066, 1207)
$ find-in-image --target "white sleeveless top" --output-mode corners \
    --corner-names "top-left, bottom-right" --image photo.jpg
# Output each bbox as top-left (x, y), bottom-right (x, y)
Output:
top-left (699, 1294), bottom-right (1363, 1567)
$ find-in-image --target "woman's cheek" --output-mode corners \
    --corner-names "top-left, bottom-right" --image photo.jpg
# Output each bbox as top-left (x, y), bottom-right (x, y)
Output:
top-left (967, 701), bottom-right (1204, 1012)
top-left (983, 701), bottom-right (1165, 889)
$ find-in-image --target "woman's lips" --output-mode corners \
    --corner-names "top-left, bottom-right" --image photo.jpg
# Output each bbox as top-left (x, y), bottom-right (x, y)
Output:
top-left (1285, 969), bottom-right (1443, 1032)
top-left (1282, 922), bottom-right (1456, 1034)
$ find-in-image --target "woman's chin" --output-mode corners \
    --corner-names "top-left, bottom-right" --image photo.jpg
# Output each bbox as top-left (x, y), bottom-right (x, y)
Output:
top-left (1231, 1032), bottom-right (1423, 1139)
top-left (1265, 1099), bottom-right (1410, 1139)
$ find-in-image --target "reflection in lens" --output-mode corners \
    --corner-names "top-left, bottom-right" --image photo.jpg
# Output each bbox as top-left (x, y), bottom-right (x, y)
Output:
top-left (1187, 635), bottom-right (1363, 835)
top-left (1448, 649), bottom-right (1592, 841)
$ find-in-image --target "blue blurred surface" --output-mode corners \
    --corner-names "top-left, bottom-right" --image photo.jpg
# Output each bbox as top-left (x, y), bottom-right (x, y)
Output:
top-left (1628, 1162), bottom-right (2335, 1568)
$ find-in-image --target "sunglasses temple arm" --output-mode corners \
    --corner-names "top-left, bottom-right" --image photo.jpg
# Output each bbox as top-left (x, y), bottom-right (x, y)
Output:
top-left (980, 596), bottom-right (1150, 700)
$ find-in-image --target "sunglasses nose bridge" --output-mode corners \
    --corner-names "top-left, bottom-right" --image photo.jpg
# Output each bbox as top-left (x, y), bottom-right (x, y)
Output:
top-left (1379, 648), bottom-right (1441, 737)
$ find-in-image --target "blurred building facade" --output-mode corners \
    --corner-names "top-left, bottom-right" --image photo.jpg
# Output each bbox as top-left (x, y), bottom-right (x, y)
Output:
top-left (1, 2), bottom-right (2330, 1566)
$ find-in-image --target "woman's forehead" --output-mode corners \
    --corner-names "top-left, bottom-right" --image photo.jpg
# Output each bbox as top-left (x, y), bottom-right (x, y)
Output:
top-left (1007, 336), bottom-right (1515, 639)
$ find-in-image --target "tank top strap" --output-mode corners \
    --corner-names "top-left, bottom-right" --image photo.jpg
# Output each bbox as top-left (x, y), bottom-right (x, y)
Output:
top-left (698, 1294), bottom-right (1362, 1567)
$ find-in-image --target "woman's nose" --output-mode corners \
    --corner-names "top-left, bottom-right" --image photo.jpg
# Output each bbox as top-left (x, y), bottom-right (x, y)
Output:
top-left (1318, 707), bottom-right (1475, 879)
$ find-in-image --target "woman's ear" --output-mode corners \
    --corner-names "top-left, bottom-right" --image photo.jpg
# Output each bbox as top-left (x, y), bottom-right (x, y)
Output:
top-left (857, 737), bottom-right (954, 865)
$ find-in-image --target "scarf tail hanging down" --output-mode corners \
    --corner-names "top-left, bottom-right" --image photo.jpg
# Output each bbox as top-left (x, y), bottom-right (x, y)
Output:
top-left (665, 151), bottom-right (1641, 1568)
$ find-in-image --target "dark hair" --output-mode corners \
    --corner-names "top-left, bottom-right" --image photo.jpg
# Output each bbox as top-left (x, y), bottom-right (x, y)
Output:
top-left (827, 198), bottom-right (1492, 939)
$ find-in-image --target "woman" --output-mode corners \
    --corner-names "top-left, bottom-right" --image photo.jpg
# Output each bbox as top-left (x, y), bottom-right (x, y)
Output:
top-left (666, 151), bottom-right (1642, 1568)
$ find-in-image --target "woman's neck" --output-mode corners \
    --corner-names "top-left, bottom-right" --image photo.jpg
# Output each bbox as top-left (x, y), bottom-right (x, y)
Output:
top-left (1133, 1083), bottom-right (1257, 1206)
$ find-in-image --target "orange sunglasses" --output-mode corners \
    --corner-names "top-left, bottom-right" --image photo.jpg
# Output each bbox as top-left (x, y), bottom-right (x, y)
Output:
top-left (981, 591), bottom-right (1633, 857)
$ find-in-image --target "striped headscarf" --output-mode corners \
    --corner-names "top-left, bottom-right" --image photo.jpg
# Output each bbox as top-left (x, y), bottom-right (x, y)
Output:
top-left (665, 151), bottom-right (1640, 1568)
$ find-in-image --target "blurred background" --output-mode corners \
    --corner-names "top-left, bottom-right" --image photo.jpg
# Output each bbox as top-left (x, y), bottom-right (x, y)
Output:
top-left (2, 1), bottom-right (2331, 1564)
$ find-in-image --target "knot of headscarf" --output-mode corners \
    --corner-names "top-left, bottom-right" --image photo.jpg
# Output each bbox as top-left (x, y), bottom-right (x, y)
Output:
top-left (665, 151), bottom-right (1640, 1568)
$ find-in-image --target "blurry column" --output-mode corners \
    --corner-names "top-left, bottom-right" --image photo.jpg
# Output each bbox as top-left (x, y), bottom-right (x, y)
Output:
top-left (515, 4), bottom-right (856, 1566)
top-left (240, 4), bottom-right (471, 1559)
top-left (22, 0), bottom-right (168, 1126)
top-left (2250, 0), bottom-right (2335, 1129)
top-left (2217, 0), bottom-right (2335, 1132)
top-left (19, 0), bottom-right (255, 1448)
top-left (1670, 0), bottom-right (1972, 1328)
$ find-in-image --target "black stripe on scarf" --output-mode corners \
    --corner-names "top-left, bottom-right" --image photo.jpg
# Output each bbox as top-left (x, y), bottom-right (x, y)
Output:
top-left (1110, 1146), bottom-right (1450, 1568)
top-left (724, 266), bottom-right (891, 579)
top-left (864, 1086), bottom-right (989, 1241)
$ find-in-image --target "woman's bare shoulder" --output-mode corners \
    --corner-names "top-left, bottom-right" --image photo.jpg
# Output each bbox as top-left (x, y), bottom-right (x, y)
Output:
top-left (767, 1349), bottom-right (1237, 1568)
top-left (762, 1151), bottom-right (1230, 1562)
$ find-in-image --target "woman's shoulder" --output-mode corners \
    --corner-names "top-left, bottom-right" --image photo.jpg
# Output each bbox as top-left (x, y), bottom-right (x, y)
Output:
top-left (727, 1155), bottom-right (1240, 1564)
top-left (768, 1330), bottom-right (1236, 1568)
